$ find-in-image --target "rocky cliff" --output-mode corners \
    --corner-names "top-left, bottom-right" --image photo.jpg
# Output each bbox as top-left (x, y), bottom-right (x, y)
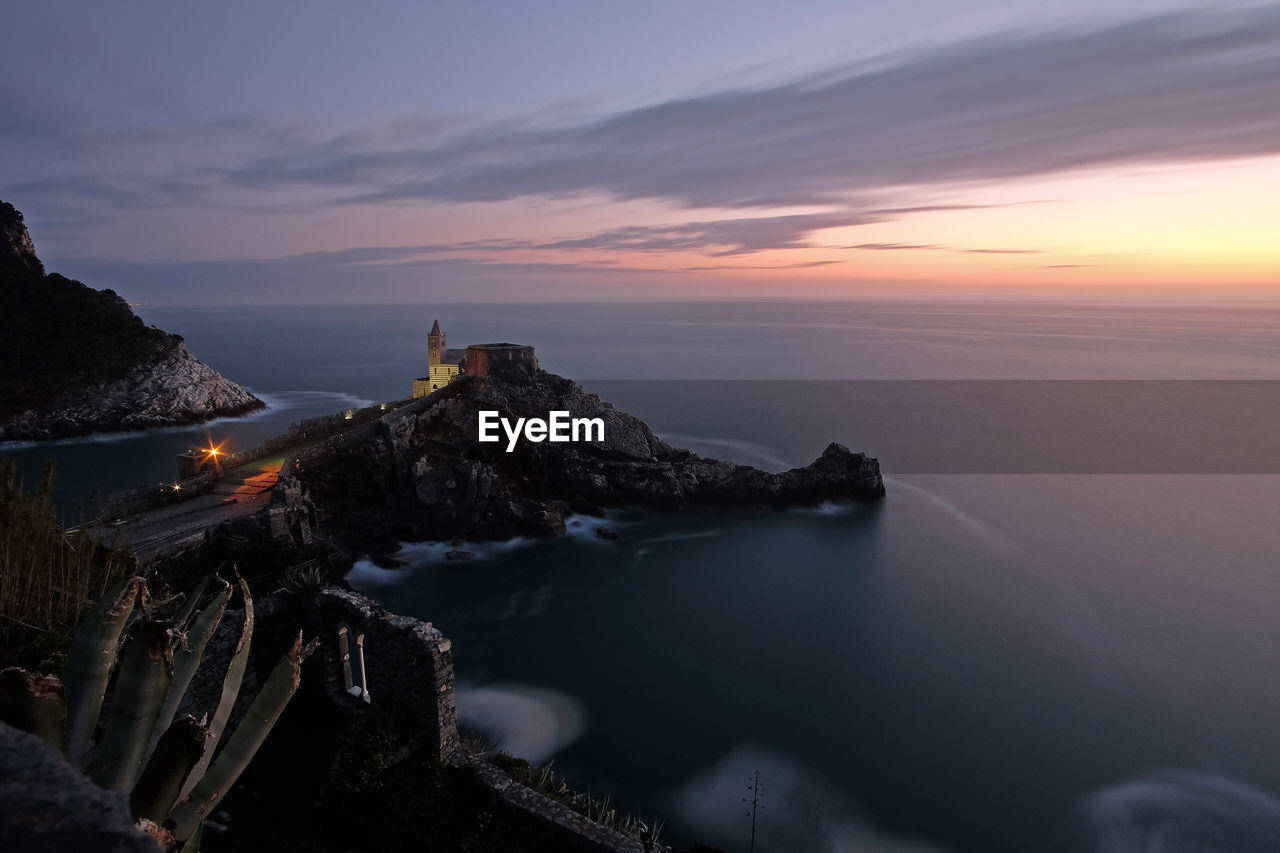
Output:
top-left (0, 201), bottom-right (264, 440)
top-left (276, 355), bottom-right (884, 551)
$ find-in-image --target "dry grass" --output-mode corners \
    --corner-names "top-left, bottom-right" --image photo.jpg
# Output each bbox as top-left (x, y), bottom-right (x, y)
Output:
top-left (0, 458), bottom-right (134, 647)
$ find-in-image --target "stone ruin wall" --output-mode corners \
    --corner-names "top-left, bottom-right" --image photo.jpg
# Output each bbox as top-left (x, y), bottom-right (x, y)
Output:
top-left (182, 586), bottom-right (641, 852)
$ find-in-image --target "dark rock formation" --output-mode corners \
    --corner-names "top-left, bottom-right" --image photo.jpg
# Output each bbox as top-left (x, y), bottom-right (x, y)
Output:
top-left (0, 722), bottom-right (155, 853)
top-left (0, 200), bottom-right (264, 441)
top-left (276, 355), bottom-right (884, 549)
top-left (0, 202), bottom-right (43, 276)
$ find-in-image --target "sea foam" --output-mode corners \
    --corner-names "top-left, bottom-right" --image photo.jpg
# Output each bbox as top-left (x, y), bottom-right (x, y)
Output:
top-left (454, 683), bottom-right (586, 764)
top-left (667, 744), bottom-right (950, 853)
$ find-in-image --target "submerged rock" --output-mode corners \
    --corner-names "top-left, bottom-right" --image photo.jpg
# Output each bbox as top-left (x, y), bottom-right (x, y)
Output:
top-left (275, 356), bottom-right (884, 548)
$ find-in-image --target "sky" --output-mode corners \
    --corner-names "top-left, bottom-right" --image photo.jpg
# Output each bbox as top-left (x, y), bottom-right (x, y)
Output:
top-left (1, 0), bottom-right (1278, 304)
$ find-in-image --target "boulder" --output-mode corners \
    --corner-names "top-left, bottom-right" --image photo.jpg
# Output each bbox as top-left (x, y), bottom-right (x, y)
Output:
top-left (0, 722), bottom-right (156, 853)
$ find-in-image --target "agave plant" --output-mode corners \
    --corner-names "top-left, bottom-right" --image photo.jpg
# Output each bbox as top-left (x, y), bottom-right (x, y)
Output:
top-left (0, 571), bottom-right (318, 847)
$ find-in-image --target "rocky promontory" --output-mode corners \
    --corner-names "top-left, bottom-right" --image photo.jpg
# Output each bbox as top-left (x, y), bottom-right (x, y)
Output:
top-left (275, 353), bottom-right (884, 550)
top-left (0, 201), bottom-right (264, 441)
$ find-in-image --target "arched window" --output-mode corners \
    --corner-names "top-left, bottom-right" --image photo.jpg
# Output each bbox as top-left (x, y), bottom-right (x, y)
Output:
top-left (336, 621), bottom-right (371, 703)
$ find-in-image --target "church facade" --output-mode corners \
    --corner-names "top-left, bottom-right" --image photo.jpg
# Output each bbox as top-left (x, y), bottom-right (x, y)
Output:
top-left (411, 319), bottom-right (465, 398)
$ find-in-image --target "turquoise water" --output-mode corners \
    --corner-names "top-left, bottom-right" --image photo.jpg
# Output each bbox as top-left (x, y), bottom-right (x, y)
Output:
top-left (6, 301), bottom-right (1280, 851)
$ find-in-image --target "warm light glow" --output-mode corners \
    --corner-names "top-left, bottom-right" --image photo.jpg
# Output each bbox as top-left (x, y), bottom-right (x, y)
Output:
top-left (172, 484), bottom-right (182, 492)
top-left (202, 441), bottom-right (226, 460)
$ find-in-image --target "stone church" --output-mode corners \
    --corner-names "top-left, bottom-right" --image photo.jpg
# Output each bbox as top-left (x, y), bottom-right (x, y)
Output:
top-left (412, 320), bottom-right (539, 398)
top-left (412, 319), bottom-right (465, 398)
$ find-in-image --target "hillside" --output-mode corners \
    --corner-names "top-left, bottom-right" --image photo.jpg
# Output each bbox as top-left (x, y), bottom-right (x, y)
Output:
top-left (0, 201), bottom-right (264, 440)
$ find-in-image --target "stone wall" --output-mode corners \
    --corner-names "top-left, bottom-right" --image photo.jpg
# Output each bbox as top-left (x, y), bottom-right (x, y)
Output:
top-left (178, 585), bottom-right (459, 781)
top-left (462, 343), bottom-right (538, 380)
top-left (218, 400), bottom-right (405, 471)
top-left (180, 585), bottom-right (650, 852)
top-left (313, 587), bottom-right (460, 757)
top-left (97, 469), bottom-right (217, 518)
top-left (93, 399), bottom-right (410, 521)
top-left (458, 755), bottom-right (647, 853)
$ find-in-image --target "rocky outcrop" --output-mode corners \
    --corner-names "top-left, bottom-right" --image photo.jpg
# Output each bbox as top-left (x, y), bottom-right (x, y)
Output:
top-left (0, 341), bottom-right (263, 441)
top-left (0, 722), bottom-right (156, 853)
top-left (0, 200), bottom-right (264, 440)
top-left (0, 202), bottom-right (43, 276)
top-left (276, 355), bottom-right (884, 549)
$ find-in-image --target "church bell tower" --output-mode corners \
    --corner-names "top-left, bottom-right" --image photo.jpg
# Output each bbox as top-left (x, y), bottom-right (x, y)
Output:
top-left (428, 318), bottom-right (445, 367)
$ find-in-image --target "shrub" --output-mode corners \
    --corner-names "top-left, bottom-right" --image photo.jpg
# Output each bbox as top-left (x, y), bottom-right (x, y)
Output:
top-left (0, 458), bottom-right (133, 665)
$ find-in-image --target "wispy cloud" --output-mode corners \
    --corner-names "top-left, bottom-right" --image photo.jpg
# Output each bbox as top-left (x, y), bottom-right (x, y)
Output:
top-left (286, 239), bottom-right (536, 264)
top-left (51, 253), bottom-right (683, 305)
top-left (217, 8), bottom-right (1280, 211)
top-left (535, 211), bottom-right (875, 256)
top-left (680, 260), bottom-right (842, 271)
top-left (6, 174), bottom-right (207, 209)
top-left (265, 208), bottom-right (1041, 263)
top-left (848, 242), bottom-right (946, 251)
top-left (844, 241), bottom-right (1041, 254)
top-left (529, 205), bottom-right (996, 257)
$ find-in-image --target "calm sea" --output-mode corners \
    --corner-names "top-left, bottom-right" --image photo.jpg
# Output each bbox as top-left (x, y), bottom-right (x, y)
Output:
top-left (6, 301), bottom-right (1280, 852)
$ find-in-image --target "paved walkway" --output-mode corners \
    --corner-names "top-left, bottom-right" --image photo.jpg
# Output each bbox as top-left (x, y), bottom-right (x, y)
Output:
top-left (106, 456), bottom-right (285, 563)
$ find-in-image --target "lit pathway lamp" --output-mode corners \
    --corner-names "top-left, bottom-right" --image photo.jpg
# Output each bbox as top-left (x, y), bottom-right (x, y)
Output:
top-left (203, 441), bottom-right (226, 477)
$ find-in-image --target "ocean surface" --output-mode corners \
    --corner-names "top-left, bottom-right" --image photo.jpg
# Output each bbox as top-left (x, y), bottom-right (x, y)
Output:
top-left (6, 301), bottom-right (1280, 852)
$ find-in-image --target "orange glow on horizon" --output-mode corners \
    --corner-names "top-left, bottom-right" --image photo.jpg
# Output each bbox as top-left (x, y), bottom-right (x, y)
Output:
top-left (348, 153), bottom-right (1279, 294)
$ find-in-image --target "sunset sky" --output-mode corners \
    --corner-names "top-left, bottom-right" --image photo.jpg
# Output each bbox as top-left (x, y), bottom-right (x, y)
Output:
top-left (2, 1), bottom-right (1277, 303)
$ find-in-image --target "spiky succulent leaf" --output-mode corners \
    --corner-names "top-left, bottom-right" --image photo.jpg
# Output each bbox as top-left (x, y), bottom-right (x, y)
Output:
top-left (90, 620), bottom-right (178, 791)
top-left (168, 632), bottom-right (319, 841)
top-left (144, 579), bottom-right (232, 765)
top-left (0, 667), bottom-right (66, 752)
top-left (131, 716), bottom-right (211, 822)
top-left (177, 570), bottom-right (253, 803)
top-left (171, 575), bottom-right (214, 631)
top-left (63, 576), bottom-right (145, 766)
top-left (180, 820), bottom-right (203, 853)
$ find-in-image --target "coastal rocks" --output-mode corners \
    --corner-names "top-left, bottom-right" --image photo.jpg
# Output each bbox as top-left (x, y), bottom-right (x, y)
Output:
top-left (0, 722), bottom-right (155, 853)
top-left (0, 341), bottom-right (264, 441)
top-left (0, 199), bottom-right (265, 441)
top-left (276, 363), bottom-right (884, 548)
